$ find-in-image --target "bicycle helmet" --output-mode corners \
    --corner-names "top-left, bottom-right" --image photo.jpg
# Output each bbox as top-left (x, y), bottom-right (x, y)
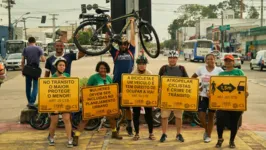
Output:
top-left (136, 55), bottom-right (148, 64)
top-left (168, 50), bottom-right (179, 58)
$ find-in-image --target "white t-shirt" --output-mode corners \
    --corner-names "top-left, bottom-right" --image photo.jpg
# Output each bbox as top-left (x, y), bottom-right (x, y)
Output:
top-left (196, 66), bottom-right (223, 97)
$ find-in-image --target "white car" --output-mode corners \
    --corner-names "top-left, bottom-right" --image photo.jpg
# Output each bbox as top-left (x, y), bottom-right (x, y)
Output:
top-left (5, 53), bottom-right (22, 71)
top-left (250, 50), bottom-right (266, 71)
top-left (216, 53), bottom-right (241, 69)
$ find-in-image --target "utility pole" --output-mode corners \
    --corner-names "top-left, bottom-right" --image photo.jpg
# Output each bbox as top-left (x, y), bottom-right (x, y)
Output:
top-left (49, 14), bottom-right (59, 42)
top-left (261, 0), bottom-right (264, 27)
top-left (22, 18), bottom-right (27, 40)
top-left (7, 0), bottom-right (12, 40)
top-left (240, 0), bottom-right (243, 19)
top-left (221, 11), bottom-right (224, 52)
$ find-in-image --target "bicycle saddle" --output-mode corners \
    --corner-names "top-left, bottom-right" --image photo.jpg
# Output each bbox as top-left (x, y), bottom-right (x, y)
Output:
top-left (79, 13), bottom-right (95, 19)
top-left (95, 9), bottom-right (109, 14)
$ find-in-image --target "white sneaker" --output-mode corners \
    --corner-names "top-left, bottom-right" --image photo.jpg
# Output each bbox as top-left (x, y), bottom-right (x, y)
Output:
top-left (67, 138), bottom-right (73, 148)
top-left (203, 132), bottom-right (207, 140)
top-left (204, 137), bottom-right (211, 143)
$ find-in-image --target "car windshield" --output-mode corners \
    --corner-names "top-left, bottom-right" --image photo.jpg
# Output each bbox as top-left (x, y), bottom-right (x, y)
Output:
top-left (8, 54), bottom-right (22, 59)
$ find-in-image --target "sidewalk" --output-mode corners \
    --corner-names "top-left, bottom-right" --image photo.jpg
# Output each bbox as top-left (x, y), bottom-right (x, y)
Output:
top-left (0, 124), bottom-right (266, 150)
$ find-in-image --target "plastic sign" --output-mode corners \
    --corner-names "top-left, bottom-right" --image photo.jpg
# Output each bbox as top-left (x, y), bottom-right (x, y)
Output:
top-left (209, 76), bottom-right (247, 111)
top-left (82, 84), bottom-right (119, 120)
top-left (121, 74), bottom-right (159, 107)
top-left (38, 78), bottom-right (79, 113)
top-left (160, 77), bottom-right (199, 111)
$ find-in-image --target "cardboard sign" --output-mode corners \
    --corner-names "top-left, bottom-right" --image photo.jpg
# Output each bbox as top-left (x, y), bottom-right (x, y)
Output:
top-left (160, 77), bottom-right (199, 111)
top-left (38, 78), bottom-right (79, 113)
top-left (121, 74), bottom-right (159, 107)
top-left (209, 76), bottom-right (247, 111)
top-left (82, 84), bottom-right (119, 120)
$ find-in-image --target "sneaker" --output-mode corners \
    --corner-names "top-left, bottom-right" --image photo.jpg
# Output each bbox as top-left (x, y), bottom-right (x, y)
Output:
top-left (160, 134), bottom-right (167, 142)
top-left (204, 137), bottom-right (211, 143)
top-left (67, 138), bottom-right (73, 148)
top-left (126, 127), bottom-right (134, 136)
top-left (203, 132), bottom-right (207, 140)
top-left (73, 136), bottom-right (79, 146)
top-left (176, 134), bottom-right (184, 142)
top-left (47, 135), bottom-right (55, 146)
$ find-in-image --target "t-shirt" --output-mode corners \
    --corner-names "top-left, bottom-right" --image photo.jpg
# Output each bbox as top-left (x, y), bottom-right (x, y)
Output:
top-left (22, 45), bottom-right (43, 67)
top-left (159, 65), bottom-right (188, 77)
top-left (131, 68), bottom-right (152, 75)
top-left (195, 66), bottom-right (224, 97)
top-left (110, 44), bottom-right (135, 87)
top-left (87, 73), bottom-right (113, 86)
top-left (45, 53), bottom-right (77, 75)
top-left (52, 72), bottom-right (70, 77)
top-left (219, 68), bottom-right (245, 76)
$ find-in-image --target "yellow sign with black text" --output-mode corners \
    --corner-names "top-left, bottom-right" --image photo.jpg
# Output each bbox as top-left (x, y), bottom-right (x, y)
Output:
top-left (209, 76), bottom-right (247, 111)
top-left (160, 77), bottom-right (199, 111)
top-left (82, 84), bottom-right (119, 120)
top-left (38, 78), bottom-right (79, 113)
top-left (121, 74), bottom-right (159, 107)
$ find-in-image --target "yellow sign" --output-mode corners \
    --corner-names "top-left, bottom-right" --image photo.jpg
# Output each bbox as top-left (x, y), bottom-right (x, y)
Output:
top-left (209, 76), bottom-right (247, 111)
top-left (121, 74), bottom-right (159, 107)
top-left (38, 78), bottom-right (79, 113)
top-left (160, 77), bottom-right (199, 111)
top-left (82, 84), bottom-right (119, 120)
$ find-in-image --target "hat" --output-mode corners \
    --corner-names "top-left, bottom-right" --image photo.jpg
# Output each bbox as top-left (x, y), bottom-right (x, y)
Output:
top-left (224, 55), bottom-right (234, 61)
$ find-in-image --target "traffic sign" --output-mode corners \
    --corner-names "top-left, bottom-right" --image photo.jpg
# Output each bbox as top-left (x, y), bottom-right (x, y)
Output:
top-left (219, 25), bottom-right (230, 31)
top-left (209, 76), bottom-right (247, 111)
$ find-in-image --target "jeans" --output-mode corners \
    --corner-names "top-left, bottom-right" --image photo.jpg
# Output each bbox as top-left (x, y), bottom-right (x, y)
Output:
top-left (25, 76), bottom-right (38, 105)
top-left (133, 107), bottom-right (153, 134)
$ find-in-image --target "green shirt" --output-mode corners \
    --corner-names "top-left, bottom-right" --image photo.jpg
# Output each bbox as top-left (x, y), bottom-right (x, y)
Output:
top-left (87, 73), bottom-right (113, 86)
top-left (52, 72), bottom-right (70, 77)
top-left (218, 68), bottom-right (245, 76)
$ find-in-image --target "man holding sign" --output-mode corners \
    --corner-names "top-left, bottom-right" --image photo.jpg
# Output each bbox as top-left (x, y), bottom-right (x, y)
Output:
top-left (158, 50), bottom-right (188, 143)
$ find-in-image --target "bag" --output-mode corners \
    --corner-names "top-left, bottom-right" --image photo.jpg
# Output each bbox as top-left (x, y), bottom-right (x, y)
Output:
top-left (114, 50), bottom-right (134, 61)
top-left (22, 65), bottom-right (42, 79)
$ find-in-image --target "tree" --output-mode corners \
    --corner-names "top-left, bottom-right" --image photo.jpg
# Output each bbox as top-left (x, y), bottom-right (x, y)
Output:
top-left (163, 39), bottom-right (178, 49)
top-left (68, 28), bottom-right (93, 44)
top-left (247, 6), bottom-right (259, 19)
top-left (217, 0), bottom-right (247, 18)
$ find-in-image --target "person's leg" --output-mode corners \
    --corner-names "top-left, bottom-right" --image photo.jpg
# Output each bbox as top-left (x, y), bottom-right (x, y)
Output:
top-left (30, 78), bottom-right (38, 105)
top-left (215, 111), bottom-right (226, 147)
top-left (174, 110), bottom-right (184, 142)
top-left (125, 107), bottom-right (133, 136)
top-left (144, 107), bottom-right (153, 134)
top-left (109, 116), bottom-right (123, 139)
top-left (229, 112), bottom-right (243, 144)
top-left (207, 111), bottom-right (215, 138)
top-left (25, 76), bottom-right (32, 105)
top-left (48, 114), bottom-right (59, 146)
top-left (160, 110), bottom-right (170, 142)
top-left (62, 113), bottom-right (72, 140)
top-left (133, 107), bottom-right (141, 135)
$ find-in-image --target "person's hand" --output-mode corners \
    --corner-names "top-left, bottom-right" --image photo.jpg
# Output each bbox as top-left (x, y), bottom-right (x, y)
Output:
top-left (107, 22), bottom-right (112, 28)
top-left (129, 18), bottom-right (135, 23)
top-left (246, 92), bottom-right (249, 98)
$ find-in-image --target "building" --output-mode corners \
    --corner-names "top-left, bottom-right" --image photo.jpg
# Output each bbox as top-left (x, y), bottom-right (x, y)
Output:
top-left (176, 27), bottom-right (196, 49)
top-left (0, 26), bottom-right (8, 58)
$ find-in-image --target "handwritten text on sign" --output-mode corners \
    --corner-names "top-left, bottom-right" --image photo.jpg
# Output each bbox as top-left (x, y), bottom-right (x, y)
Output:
top-left (121, 74), bottom-right (159, 107)
top-left (209, 76), bottom-right (247, 111)
top-left (82, 84), bottom-right (119, 120)
top-left (38, 78), bottom-right (79, 112)
top-left (160, 77), bottom-right (199, 111)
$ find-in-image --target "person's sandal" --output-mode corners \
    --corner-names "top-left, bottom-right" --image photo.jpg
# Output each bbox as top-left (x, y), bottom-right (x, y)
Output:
top-left (229, 141), bottom-right (236, 148)
top-left (149, 134), bottom-right (156, 140)
top-left (215, 139), bottom-right (224, 148)
top-left (133, 134), bottom-right (140, 141)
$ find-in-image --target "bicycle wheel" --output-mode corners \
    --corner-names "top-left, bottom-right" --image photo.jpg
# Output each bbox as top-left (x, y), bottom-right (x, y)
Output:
top-left (139, 22), bottom-right (160, 58)
top-left (29, 113), bottom-right (50, 130)
top-left (84, 118), bottom-right (101, 131)
top-left (71, 112), bottom-right (82, 129)
top-left (73, 21), bottom-right (112, 56)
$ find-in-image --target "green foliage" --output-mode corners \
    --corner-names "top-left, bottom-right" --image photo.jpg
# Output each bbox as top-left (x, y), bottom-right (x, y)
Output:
top-left (247, 6), bottom-right (259, 19)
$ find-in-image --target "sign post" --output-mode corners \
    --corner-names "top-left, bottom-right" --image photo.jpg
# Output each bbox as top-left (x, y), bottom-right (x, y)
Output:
top-left (209, 76), bottom-right (247, 111)
top-left (160, 77), bottom-right (199, 111)
top-left (219, 25), bottom-right (230, 31)
top-left (38, 78), bottom-right (79, 113)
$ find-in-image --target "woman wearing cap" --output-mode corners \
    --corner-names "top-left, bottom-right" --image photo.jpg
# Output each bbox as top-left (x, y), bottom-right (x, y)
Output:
top-left (73, 61), bottom-right (122, 146)
top-left (192, 53), bottom-right (223, 143)
top-left (215, 54), bottom-right (249, 148)
top-left (48, 57), bottom-right (73, 148)
top-left (131, 55), bottom-right (155, 141)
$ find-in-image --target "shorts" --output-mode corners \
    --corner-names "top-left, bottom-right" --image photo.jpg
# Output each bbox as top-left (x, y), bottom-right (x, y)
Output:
top-left (198, 96), bottom-right (215, 113)
top-left (161, 110), bottom-right (183, 119)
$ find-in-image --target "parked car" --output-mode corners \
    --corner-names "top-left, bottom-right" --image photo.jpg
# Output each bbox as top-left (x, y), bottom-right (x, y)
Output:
top-left (250, 50), bottom-right (266, 71)
top-left (216, 53), bottom-right (241, 69)
top-left (5, 53), bottom-right (22, 71)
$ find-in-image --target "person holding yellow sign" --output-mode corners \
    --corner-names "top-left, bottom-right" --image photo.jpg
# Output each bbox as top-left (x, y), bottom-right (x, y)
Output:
top-left (73, 61), bottom-right (122, 146)
top-left (215, 54), bottom-right (249, 148)
top-left (47, 57), bottom-right (73, 148)
top-left (131, 55), bottom-right (156, 141)
top-left (192, 53), bottom-right (223, 143)
top-left (158, 50), bottom-right (188, 143)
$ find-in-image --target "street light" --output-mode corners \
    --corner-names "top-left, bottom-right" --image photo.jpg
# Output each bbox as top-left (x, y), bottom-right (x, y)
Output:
top-left (13, 12), bottom-right (30, 27)
top-left (21, 17), bottom-right (41, 40)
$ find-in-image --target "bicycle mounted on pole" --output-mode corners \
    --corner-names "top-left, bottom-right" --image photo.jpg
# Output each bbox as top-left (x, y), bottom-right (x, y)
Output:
top-left (73, 8), bottom-right (160, 58)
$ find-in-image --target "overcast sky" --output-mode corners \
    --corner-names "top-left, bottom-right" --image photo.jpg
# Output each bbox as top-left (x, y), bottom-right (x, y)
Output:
top-left (0, 0), bottom-right (264, 41)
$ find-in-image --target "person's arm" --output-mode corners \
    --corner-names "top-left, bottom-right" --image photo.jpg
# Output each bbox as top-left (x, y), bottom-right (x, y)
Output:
top-left (44, 59), bottom-right (51, 77)
top-left (77, 51), bottom-right (85, 59)
top-left (182, 67), bottom-right (189, 77)
top-left (21, 49), bottom-right (26, 70)
top-left (158, 66), bottom-right (164, 76)
top-left (129, 18), bottom-right (135, 47)
top-left (87, 75), bottom-right (95, 86)
top-left (39, 47), bottom-right (46, 62)
top-left (191, 67), bottom-right (201, 78)
top-left (191, 73), bottom-right (198, 78)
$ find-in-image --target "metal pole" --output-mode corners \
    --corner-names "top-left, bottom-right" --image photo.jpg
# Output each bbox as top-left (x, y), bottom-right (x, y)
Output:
top-left (23, 18), bottom-right (27, 40)
top-left (221, 11), bottom-right (224, 52)
top-left (8, 0), bottom-right (12, 40)
top-left (50, 14), bottom-right (59, 42)
top-left (261, 0), bottom-right (264, 27)
top-left (240, 0), bottom-right (243, 19)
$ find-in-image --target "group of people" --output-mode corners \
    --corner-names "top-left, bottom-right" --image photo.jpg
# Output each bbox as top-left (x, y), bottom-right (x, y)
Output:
top-left (21, 18), bottom-right (248, 149)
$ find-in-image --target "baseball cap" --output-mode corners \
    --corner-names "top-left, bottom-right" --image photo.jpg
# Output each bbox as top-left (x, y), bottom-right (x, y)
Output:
top-left (224, 55), bottom-right (234, 61)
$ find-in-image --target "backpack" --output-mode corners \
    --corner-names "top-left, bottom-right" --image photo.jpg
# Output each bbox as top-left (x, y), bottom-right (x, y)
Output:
top-left (159, 64), bottom-right (187, 77)
top-left (114, 50), bottom-right (134, 61)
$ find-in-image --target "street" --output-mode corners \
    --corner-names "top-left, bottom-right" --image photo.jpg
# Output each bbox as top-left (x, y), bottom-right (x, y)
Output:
top-left (0, 55), bottom-right (266, 149)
